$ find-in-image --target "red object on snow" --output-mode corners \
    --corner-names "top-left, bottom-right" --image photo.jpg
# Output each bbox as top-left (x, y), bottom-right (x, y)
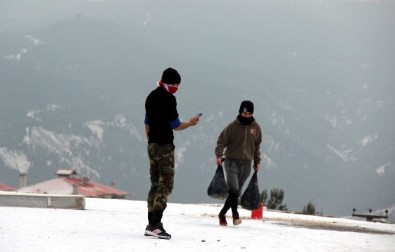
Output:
top-left (251, 202), bottom-right (264, 219)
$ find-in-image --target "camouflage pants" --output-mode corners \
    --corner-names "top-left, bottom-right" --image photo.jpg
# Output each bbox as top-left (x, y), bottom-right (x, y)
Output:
top-left (147, 143), bottom-right (175, 212)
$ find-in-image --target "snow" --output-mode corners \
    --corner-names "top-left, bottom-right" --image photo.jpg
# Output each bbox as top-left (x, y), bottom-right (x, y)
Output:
top-left (1, 198), bottom-right (394, 252)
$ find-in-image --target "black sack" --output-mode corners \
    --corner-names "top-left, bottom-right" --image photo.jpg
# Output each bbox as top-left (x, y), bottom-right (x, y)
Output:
top-left (207, 165), bottom-right (229, 200)
top-left (240, 171), bottom-right (260, 210)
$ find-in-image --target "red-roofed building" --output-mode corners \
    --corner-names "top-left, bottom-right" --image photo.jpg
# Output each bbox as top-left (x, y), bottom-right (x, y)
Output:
top-left (0, 183), bottom-right (16, 191)
top-left (18, 169), bottom-right (128, 199)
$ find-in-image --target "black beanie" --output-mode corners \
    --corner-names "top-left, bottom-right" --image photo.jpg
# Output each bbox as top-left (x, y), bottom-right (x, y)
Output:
top-left (239, 100), bottom-right (254, 114)
top-left (161, 68), bottom-right (181, 84)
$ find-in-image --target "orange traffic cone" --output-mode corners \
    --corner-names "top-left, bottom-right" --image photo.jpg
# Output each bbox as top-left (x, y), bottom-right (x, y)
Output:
top-left (251, 202), bottom-right (264, 220)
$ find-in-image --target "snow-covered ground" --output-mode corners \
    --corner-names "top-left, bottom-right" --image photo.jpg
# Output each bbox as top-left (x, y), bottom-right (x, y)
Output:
top-left (1, 198), bottom-right (394, 252)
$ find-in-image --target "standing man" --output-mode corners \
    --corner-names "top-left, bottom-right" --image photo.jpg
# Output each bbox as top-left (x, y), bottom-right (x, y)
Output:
top-left (144, 68), bottom-right (199, 239)
top-left (215, 100), bottom-right (262, 226)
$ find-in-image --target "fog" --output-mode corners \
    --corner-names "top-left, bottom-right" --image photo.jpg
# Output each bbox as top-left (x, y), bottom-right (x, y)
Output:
top-left (1, 0), bottom-right (394, 216)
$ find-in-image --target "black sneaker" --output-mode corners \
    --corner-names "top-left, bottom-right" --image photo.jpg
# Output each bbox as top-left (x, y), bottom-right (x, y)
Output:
top-left (144, 223), bottom-right (171, 239)
top-left (144, 225), bottom-right (153, 236)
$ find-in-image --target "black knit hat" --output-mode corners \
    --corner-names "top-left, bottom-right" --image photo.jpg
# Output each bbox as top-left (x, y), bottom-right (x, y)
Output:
top-left (239, 100), bottom-right (254, 114)
top-left (161, 68), bottom-right (181, 84)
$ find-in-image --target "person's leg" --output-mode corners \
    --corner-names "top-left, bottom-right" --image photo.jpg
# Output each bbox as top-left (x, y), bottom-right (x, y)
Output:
top-left (145, 144), bottom-right (174, 239)
top-left (218, 160), bottom-right (239, 225)
top-left (230, 161), bottom-right (252, 225)
top-left (238, 161), bottom-right (252, 193)
top-left (151, 145), bottom-right (174, 224)
top-left (147, 144), bottom-right (159, 224)
top-left (224, 159), bottom-right (241, 195)
top-left (146, 144), bottom-right (174, 238)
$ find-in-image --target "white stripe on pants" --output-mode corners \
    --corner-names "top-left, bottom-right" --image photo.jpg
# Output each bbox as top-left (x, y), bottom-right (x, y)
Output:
top-left (224, 159), bottom-right (252, 195)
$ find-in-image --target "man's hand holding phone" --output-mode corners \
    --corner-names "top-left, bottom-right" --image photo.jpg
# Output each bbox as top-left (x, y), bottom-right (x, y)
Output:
top-left (189, 113), bottom-right (202, 126)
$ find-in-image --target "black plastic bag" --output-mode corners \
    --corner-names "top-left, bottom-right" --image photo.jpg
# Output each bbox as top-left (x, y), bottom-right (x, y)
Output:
top-left (240, 171), bottom-right (260, 210)
top-left (207, 165), bottom-right (229, 200)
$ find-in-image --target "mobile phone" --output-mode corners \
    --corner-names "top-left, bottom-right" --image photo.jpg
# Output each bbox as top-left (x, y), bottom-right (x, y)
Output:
top-left (196, 113), bottom-right (203, 118)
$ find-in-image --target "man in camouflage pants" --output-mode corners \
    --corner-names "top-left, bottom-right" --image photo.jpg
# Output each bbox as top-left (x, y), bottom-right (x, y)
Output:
top-left (144, 68), bottom-right (199, 239)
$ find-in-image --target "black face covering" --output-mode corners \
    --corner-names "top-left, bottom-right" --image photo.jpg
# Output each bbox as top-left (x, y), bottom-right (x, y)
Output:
top-left (237, 114), bottom-right (254, 126)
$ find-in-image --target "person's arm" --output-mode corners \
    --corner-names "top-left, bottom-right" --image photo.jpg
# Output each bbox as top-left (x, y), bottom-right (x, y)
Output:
top-left (144, 114), bottom-right (150, 140)
top-left (253, 163), bottom-right (260, 171)
top-left (215, 126), bottom-right (228, 166)
top-left (145, 124), bottom-right (150, 140)
top-left (174, 116), bottom-right (199, 131)
top-left (253, 124), bottom-right (262, 171)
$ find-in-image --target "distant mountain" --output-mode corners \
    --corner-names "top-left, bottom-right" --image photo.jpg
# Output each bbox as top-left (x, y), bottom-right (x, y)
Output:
top-left (1, 0), bottom-right (394, 216)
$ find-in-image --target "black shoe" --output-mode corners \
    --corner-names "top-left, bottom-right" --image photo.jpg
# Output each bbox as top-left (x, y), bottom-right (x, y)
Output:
top-left (218, 215), bottom-right (227, 226)
top-left (144, 223), bottom-right (171, 239)
top-left (144, 225), bottom-right (153, 236)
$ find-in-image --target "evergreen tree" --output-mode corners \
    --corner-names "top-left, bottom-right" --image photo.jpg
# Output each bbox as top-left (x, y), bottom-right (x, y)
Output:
top-left (302, 201), bottom-right (316, 215)
top-left (260, 189), bottom-right (268, 206)
top-left (265, 188), bottom-right (288, 211)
